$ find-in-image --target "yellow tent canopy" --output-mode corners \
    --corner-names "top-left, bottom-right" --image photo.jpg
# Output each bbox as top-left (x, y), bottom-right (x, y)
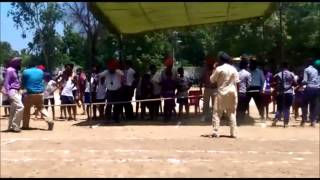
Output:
top-left (89, 2), bottom-right (275, 35)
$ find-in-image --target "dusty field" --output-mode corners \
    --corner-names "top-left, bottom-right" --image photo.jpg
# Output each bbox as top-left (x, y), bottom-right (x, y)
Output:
top-left (0, 99), bottom-right (319, 178)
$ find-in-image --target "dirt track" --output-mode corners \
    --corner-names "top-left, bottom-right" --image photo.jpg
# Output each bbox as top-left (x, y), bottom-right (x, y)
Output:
top-left (0, 102), bottom-right (319, 178)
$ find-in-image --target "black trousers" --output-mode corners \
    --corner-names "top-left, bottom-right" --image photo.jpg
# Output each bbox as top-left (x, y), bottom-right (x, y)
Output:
top-left (121, 86), bottom-right (134, 119)
top-left (247, 86), bottom-right (264, 118)
top-left (105, 89), bottom-right (122, 122)
top-left (237, 93), bottom-right (249, 125)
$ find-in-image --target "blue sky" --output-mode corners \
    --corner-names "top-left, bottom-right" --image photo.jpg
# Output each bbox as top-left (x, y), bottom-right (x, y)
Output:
top-left (0, 2), bottom-right (64, 52)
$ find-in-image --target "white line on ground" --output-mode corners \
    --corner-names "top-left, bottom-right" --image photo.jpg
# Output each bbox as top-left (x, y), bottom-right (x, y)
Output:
top-left (1, 149), bottom-right (314, 155)
top-left (1, 158), bottom-right (300, 165)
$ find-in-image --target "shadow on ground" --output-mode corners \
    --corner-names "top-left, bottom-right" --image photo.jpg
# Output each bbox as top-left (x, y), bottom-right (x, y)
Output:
top-left (72, 114), bottom-right (256, 127)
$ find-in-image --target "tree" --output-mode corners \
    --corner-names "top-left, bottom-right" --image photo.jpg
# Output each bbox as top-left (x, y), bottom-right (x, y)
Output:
top-left (8, 2), bottom-right (63, 71)
top-left (63, 2), bottom-right (102, 68)
top-left (0, 41), bottom-right (19, 66)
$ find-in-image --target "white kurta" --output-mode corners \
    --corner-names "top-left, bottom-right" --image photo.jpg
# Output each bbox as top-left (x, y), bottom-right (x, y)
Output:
top-left (210, 63), bottom-right (240, 137)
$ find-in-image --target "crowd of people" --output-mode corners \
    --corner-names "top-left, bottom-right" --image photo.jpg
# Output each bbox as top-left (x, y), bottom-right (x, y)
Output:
top-left (0, 52), bottom-right (319, 137)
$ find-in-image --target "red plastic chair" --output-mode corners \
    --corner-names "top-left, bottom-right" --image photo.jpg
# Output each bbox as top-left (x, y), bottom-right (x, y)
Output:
top-left (189, 90), bottom-right (202, 114)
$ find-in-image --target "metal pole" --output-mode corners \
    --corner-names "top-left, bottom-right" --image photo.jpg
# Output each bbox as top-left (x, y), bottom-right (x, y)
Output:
top-left (279, 2), bottom-right (286, 125)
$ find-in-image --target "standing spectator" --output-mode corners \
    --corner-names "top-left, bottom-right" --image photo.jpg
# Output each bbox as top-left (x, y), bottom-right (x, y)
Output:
top-left (21, 64), bottom-right (54, 130)
top-left (293, 74), bottom-right (305, 120)
top-left (3, 57), bottom-right (24, 132)
top-left (262, 66), bottom-right (273, 120)
top-left (43, 74), bottom-right (58, 120)
top-left (83, 71), bottom-right (95, 119)
top-left (140, 73), bottom-right (154, 120)
top-left (91, 66), bottom-right (99, 120)
top-left (176, 67), bottom-right (192, 117)
top-left (76, 68), bottom-right (86, 115)
top-left (160, 56), bottom-right (178, 122)
top-left (95, 76), bottom-right (107, 119)
top-left (99, 59), bottom-right (123, 123)
top-left (1, 68), bottom-right (10, 116)
top-left (236, 58), bottom-right (251, 125)
top-left (210, 52), bottom-right (239, 138)
top-left (60, 69), bottom-right (76, 121)
top-left (247, 57), bottom-right (266, 120)
top-left (199, 56), bottom-right (217, 122)
top-left (272, 62), bottom-right (296, 128)
top-left (121, 60), bottom-right (136, 120)
top-left (134, 72), bottom-right (142, 118)
top-left (301, 58), bottom-right (320, 127)
top-left (149, 64), bottom-right (162, 120)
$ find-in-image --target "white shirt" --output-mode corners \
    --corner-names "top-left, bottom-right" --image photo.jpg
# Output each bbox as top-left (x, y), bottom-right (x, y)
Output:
top-left (85, 77), bottom-right (95, 93)
top-left (99, 69), bottom-right (124, 91)
top-left (61, 78), bottom-right (75, 97)
top-left (96, 81), bottom-right (107, 100)
top-left (210, 63), bottom-right (240, 96)
top-left (44, 80), bottom-right (57, 99)
top-left (123, 67), bottom-right (135, 86)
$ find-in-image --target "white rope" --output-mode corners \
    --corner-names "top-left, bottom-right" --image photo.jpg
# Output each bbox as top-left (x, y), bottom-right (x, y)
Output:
top-left (0, 95), bottom-right (203, 108)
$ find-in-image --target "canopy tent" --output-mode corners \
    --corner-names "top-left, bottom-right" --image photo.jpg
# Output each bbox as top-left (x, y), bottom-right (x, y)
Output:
top-left (89, 2), bottom-right (275, 35)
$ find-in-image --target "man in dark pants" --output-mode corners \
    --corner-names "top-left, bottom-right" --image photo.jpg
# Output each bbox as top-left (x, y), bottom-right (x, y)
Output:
top-left (272, 62), bottom-right (296, 128)
top-left (236, 59), bottom-right (251, 125)
top-left (247, 58), bottom-right (265, 120)
top-left (98, 59), bottom-right (123, 123)
top-left (121, 60), bottom-right (136, 120)
top-left (301, 58), bottom-right (320, 127)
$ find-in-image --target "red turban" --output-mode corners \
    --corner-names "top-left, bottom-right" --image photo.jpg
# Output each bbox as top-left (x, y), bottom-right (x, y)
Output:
top-left (37, 65), bottom-right (46, 71)
top-left (107, 59), bottom-right (119, 70)
top-left (205, 56), bottom-right (215, 65)
top-left (164, 56), bottom-right (174, 67)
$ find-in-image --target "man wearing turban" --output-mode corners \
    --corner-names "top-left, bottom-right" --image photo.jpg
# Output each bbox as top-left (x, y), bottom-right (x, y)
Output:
top-left (3, 57), bottom-right (24, 132)
top-left (209, 52), bottom-right (240, 138)
top-left (160, 56), bottom-right (178, 122)
top-left (98, 58), bottom-right (124, 123)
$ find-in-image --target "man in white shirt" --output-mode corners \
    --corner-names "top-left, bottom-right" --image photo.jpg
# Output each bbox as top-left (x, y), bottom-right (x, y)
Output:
top-left (98, 59), bottom-right (124, 123)
top-left (121, 60), bottom-right (136, 120)
top-left (210, 52), bottom-right (240, 138)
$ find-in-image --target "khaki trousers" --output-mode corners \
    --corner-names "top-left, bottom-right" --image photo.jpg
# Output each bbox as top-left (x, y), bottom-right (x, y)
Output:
top-left (212, 91), bottom-right (238, 137)
top-left (8, 91), bottom-right (24, 130)
top-left (203, 88), bottom-right (216, 120)
top-left (23, 93), bottom-right (52, 128)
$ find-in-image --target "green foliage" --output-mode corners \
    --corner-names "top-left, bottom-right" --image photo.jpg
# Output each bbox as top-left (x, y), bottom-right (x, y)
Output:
top-left (0, 42), bottom-right (19, 66)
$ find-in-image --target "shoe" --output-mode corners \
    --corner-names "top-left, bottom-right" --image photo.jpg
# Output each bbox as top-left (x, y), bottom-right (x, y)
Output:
top-left (211, 133), bottom-right (220, 138)
top-left (311, 122), bottom-right (316, 127)
top-left (9, 127), bottom-right (21, 133)
top-left (300, 122), bottom-right (305, 127)
top-left (271, 121), bottom-right (277, 127)
top-left (283, 124), bottom-right (289, 128)
top-left (47, 122), bottom-right (54, 131)
top-left (21, 127), bottom-right (31, 130)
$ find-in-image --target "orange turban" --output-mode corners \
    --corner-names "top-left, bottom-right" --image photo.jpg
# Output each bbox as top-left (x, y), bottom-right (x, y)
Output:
top-left (164, 56), bottom-right (174, 67)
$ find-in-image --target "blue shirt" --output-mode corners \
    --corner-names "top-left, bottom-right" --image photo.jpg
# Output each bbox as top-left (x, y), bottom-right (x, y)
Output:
top-left (274, 69), bottom-right (296, 94)
top-left (249, 68), bottom-right (265, 88)
top-left (22, 67), bottom-right (44, 94)
top-left (303, 65), bottom-right (320, 89)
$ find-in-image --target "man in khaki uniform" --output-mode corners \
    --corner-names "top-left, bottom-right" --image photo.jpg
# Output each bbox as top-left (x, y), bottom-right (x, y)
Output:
top-left (210, 52), bottom-right (240, 138)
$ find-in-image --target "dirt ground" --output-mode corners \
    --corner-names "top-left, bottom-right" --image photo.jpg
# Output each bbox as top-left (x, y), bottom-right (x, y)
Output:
top-left (0, 98), bottom-right (319, 178)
